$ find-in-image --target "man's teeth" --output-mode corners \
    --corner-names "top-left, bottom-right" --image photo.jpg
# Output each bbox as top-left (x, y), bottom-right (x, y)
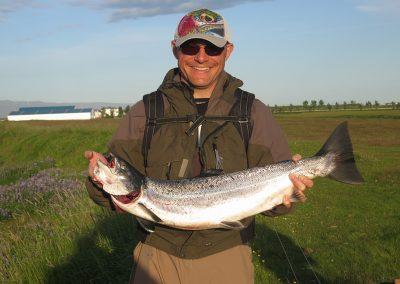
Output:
top-left (193, 67), bottom-right (210, 71)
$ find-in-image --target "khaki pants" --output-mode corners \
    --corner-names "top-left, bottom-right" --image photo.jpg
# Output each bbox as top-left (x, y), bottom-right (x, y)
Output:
top-left (130, 242), bottom-right (254, 284)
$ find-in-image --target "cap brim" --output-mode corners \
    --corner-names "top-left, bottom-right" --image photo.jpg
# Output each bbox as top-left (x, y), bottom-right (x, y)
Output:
top-left (175, 33), bottom-right (227, 48)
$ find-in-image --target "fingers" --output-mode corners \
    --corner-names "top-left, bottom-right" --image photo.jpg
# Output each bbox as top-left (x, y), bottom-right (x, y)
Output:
top-left (282, 195), bottom-right (291, 208)
top-left (300, 175), bottom-right (314, 188)
top-left (98, 154), bottom-right (108, 164)
top-left (292, 154), bottom-right (302, 163)
top-left (289, 173), bottom-right (306, 191)
top-left (85, 151), bottom-right (104, 178)
top-left (284, 154), bottom-right (313, 207)
top-left (85, 151), bottom-right (107, 163)
top-left (84, 150), bottom-right (93, 160)
top-left (288, 173), bottom-right (313, 204)
top-left (292, 187), bottom-right (307, 202)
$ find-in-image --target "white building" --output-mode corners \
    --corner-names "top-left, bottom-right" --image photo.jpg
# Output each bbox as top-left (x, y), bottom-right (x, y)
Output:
top-left (102, 107), bottom-right (121, 117)
top-left (93, 109), bottom-right (102, 119)
top-left (7, 106), bottom-right (94, 121)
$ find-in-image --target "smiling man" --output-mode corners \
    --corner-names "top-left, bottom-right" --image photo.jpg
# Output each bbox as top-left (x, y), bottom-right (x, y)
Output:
top-left (85, 8), bottom-right (312, 284)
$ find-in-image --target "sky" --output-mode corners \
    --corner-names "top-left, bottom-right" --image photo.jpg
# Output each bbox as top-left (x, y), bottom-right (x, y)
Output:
top-left (0, 0), bottom-right (399, 105)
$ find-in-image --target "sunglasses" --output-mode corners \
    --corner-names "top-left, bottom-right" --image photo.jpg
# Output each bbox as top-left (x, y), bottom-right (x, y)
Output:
top-left (179, 42), bottom-right (225, 56)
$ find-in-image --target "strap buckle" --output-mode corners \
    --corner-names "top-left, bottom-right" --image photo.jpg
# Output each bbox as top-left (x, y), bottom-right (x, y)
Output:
top-left (147, 118), bottom-right (157, 126)
top-left (185, 115), bottom-right (205, 136)
top-left (238, 117), bottom-right (248, 124)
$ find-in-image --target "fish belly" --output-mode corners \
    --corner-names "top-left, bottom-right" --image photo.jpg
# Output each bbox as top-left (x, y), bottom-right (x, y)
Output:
top-left (138, 174), bottom-right (295, 230)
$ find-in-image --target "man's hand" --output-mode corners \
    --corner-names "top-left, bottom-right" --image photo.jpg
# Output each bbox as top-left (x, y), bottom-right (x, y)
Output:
top-left (84, 150), bottom-right (108, 186)
top-left (283, 154), bottom-right (314, 208)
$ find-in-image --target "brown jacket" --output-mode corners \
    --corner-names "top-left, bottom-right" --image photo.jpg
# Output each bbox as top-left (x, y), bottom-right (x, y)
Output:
top-left (86, 69), bottom-right (293, 258)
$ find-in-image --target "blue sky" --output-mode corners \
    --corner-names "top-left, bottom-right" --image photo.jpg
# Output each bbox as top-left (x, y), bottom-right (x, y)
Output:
top-left (0, 0), bottom-right (399, 105)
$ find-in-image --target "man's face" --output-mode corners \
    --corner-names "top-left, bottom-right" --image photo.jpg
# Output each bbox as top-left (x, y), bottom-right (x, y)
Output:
top-left (173, 39), bottom-right (234, 89)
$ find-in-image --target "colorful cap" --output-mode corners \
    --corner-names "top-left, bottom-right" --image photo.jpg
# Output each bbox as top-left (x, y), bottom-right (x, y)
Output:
top-left (174, 9), bottom-right (231, 48)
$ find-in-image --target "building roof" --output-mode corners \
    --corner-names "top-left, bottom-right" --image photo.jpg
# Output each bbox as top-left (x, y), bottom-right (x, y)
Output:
top-left (9, 106), bottom-right (92, 116)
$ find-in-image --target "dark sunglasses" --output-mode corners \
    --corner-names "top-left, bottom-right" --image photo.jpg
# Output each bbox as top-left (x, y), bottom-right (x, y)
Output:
top-left (179, 42), bottom-right (225, 56)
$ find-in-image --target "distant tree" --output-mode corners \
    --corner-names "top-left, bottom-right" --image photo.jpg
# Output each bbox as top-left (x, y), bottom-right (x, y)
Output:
top-left (343, 101), bottom-right (347, 109)
top-left (374, 100), bottom-right (380, 109)
top-left (125, 105), bottom-right (130, 114)
top-left (101, 108), bottom-right (106, 118)
top-left (289, 104), bottom-right (294, 112)
top-left (110, 109), bottom-right (115, 118)
top-left (358, 104), bottom-right (363, 110)
top-left (365, 101), bottom-right (372, 108)
top-left (396, 102), bottom-right (400, 109)
top-left (327, 103), bottom-right (332, 111)
top-left (335, 102), bottom-right (339, 109)
top-left (318, 99), bottom-right (324, 109)
top-left (302, 100), bottom-right (309, 111)
top-left (391, 101), bottom-right (396, 110)
top-left (310, 100), bottom-right (317, 111)
top-left (350, 100), bottom-right (356, 106)
top-left (118, 106), bottom-right (123, 118)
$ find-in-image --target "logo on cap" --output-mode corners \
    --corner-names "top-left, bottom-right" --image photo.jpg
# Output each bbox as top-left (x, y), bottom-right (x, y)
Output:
top-left (174, 9), bottom-right (230, 48)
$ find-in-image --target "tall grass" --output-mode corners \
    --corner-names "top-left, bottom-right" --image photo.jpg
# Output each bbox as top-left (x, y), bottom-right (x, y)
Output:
top-left (0, 113), bottom-right (399, 283)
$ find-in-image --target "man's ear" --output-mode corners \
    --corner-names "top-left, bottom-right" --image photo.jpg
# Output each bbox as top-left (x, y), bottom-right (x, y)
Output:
top-left (224, 43), bottom-right (234, 61)
top-left (171, 40), bottom-right (179, 59)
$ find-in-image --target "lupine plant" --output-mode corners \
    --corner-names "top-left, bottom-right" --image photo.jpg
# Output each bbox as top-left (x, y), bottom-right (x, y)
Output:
top-left (0, 167), bottom-right (82, 220)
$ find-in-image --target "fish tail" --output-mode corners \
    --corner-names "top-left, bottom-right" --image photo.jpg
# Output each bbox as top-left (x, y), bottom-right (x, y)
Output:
top-left (315, 121), bottom-right (364, 184)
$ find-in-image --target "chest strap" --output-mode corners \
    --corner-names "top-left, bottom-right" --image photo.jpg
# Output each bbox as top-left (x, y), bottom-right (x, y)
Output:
top-left (142, 88), bottom-right (255, 166)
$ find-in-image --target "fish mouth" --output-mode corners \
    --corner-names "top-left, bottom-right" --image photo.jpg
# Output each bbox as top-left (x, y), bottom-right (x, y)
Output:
top-left (113, 190), bottom-right (141, 204)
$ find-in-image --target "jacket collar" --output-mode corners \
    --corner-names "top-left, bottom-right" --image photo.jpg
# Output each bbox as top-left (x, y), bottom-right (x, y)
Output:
top-left (158, 68), bottom-right (243, 112)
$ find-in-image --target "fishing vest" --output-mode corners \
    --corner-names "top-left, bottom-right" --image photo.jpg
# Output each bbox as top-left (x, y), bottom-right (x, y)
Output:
top-left (137, 86), bottom-right (257, 259)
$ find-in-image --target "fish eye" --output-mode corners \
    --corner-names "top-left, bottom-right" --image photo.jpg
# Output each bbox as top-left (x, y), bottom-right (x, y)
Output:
top-left (119, 163), bottom-right (126, 170)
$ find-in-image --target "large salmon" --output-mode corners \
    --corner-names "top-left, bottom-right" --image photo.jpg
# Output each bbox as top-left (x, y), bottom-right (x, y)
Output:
top-left (93, 122), bottom-right (363, 230)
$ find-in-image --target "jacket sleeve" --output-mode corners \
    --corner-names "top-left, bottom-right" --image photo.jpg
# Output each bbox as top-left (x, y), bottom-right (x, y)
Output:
top-left (85, 101), bottom-right (146, 209)
top-left (85, 177), bottom-right (115, 209)
top-left (247, 99), bottom-right (294, 216)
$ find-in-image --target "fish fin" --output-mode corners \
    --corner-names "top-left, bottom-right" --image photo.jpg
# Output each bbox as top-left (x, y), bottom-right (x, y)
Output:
top-left (290, 190), bottom-right (307, 203)
top-left (315, 121), bottom-right (364, 184)
top-left (136, 217), bottom-right (155, 233)
top-left (219, 221), bottom-right (245, 230)
top-left (137, 202), bottom-right (162, 223)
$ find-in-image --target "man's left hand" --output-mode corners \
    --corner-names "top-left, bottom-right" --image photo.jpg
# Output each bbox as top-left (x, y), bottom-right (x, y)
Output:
top-left (283, 154), bottom-right (314, 208)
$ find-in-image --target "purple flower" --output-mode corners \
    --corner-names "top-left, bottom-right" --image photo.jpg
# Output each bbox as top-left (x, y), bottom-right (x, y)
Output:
top-left (0, 165), bottom-right (82, 218)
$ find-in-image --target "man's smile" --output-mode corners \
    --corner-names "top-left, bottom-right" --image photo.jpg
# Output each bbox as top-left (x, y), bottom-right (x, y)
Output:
top-left (191, 66), bottom-right (211, 72)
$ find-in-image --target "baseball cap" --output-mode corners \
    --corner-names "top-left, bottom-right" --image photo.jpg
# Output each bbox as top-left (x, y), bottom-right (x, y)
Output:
top-left (174, 8), bottom-right (231, 48)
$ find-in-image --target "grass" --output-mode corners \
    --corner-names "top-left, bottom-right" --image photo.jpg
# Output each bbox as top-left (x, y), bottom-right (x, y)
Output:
top-left (0, 110), bottom-right (399, 283)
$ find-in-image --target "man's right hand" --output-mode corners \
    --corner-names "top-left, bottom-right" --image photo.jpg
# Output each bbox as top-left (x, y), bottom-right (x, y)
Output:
top-left (84, 150), bottom-right (108, 187)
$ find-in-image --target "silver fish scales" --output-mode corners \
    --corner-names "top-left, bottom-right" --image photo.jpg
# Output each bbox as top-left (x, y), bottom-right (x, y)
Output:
top-left (94, 122), bottom-right (363, 230)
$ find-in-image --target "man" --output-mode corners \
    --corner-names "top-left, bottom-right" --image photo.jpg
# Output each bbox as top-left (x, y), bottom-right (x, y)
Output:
top-left (85, 8), bottom-right (313, 284)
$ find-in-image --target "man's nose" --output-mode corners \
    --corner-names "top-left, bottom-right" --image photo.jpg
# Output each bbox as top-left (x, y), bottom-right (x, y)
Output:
top-left (194, 46), bottom-right (208, 63)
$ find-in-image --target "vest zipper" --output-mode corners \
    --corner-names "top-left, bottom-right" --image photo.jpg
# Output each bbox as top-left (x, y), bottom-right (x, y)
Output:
top-left (197, 124), bottom-right (202, 147)
top-left (213, 143), bottom-right (223, 170)
top-left (166, 162), bottom-right (172, 180)
top-left (179, 231), bottom-right (194, 258)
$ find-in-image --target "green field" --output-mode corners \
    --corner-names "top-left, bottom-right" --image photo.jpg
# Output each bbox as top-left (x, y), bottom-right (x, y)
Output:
top-left (1, 110), bottom-right (399, 283)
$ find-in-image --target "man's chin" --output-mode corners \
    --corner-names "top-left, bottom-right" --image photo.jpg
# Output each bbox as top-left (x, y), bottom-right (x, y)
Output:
top-left (190, 83), bottom-right (212, 89)
top-left (187, 78), bottom-right (214, 89)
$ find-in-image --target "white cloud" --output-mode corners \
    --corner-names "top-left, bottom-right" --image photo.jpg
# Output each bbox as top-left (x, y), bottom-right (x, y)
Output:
top-left (355, 0), bottom-right (400, 16)
top-left (0, 0), bottom-right (30, 21)
top-left (69, 0), bottom-right (269, 22)
top-left (0, 0), bottom-right (49, 22)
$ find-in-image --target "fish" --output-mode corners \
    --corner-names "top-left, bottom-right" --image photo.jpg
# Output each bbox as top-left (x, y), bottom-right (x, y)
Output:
top-left (93, 121), bottom-right (364, 231)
